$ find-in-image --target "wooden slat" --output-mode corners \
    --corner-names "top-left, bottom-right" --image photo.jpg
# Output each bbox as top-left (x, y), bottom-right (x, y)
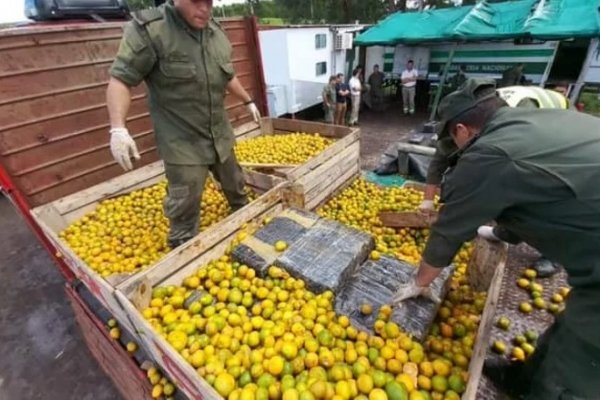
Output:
top-left (378, 211), bottom-right (438, 228)
top-left (66, 285), bottom-right (153, 400)
top-left (297, 140), bottom-right (360, 191)
top-left (53, 160), bottom-right (165, 216)
top-left (285, 128), bottom-right (360, 181)
top-left (26, 153), bottom-right (160, 207)
top-left (467, 238), bottom-right (508, 292)
top-left (31, 206), bottom-right (137, 334)
top-left (464, 253), bottom-right (507, 400)
top-left (0, 84), bottom-right (146, 127)
top-left (15, 133), bottom-right (157, 196)
top-left (306, 163), bottom-right (359, 211)
top-left (119, 185), bottom-right (284, 291)
top-left (271, 118), bottom-right (351, 138)
top-left (233, 120), bottom-right (260, 138)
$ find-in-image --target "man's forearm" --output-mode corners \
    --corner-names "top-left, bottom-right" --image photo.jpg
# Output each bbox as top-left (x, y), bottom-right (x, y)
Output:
top-left (226, 76), bottom-right (252, 103)
top-left (423, 184), bottom-right (438, 202)
top-left (415, 260), bottom-right (444, 287)
top-left (106, 77), bottom-right (132, 129)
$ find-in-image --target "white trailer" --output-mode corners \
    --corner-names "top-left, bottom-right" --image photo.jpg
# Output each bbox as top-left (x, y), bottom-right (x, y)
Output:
top-left (259, 24), bottom-right (366, 117)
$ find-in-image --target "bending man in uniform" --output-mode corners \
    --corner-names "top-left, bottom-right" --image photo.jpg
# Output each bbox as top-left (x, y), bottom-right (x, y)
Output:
top-left (419, 82), bottom-right (570, 277)
top-left (106, 0), bottom-right (261, 249)
top-left (394, 78), bottom-right (600, 399)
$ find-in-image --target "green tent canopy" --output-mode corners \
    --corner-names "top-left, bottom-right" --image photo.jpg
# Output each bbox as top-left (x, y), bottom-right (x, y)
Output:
top-left (524, 0), bottom-right (600, 39)
top-left (354, 6), bottom-right (472, 45)
top-left (452, 0), bottom-right (537, 40)
top-left (355, 0), bottom-right (600, 46)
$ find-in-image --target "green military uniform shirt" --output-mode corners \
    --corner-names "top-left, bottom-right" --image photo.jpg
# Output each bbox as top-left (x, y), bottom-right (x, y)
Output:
top-left (322, 84), bottom-right (336, 105)
top-left (448, 71), bottom-right (467, 91)
top-left (424, 108), bottom-right (600, 288)
top-left (500, 65), bottom-right (523, 87)
top-left (109, 2), bottom-right (236, 165)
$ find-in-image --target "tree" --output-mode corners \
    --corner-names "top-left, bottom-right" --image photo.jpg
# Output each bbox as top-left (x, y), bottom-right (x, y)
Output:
top-left (273, 0), bottom-right (388, 24)
top-left (126, 0), bottom-right (154, 11)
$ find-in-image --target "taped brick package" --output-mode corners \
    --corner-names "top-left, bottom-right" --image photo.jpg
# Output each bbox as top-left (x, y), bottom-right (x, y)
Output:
top-left (231, 208), bottom-right (320, 276)
top-left (275, 219), bottom-right (375, 293)
top-left (335, 255), bottom-right (454, 341)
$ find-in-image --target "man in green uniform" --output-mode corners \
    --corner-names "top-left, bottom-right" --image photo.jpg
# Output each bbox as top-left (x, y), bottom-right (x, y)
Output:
top-left (106, 0), bottom-right (260, 248)
top-left (420, 82), bottom-right (569, 276)
top-left (322, 75), bottom-right (337, 124)
top-left (500, 62), bottom-right (525, 87)
top-left (394, 79), bottom-right (600, 399)
top-left (448, 64), bottom-right (467, 91)
top-left (368, 64), bottom-right (385, 109)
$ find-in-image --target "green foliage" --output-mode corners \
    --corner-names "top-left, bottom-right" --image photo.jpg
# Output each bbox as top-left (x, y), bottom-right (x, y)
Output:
top-left (126, 0), bottom-right (155, 11)
top-left (579, 88), bottom-right (600, 116)
top-left (213, 0), bottom-right (462, 24)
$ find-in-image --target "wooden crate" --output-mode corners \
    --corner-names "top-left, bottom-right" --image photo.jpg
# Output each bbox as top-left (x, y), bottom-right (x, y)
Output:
top-left (235, 118), bottom-right (360, 209)
top-left (117, 191), bottom-right (287, 400)
top-left (65, 283), bottom-right (153, 400)
top-left (115, 171), bottom-right (508, 400)
top-left (31, 159), bottom-right (285, 334)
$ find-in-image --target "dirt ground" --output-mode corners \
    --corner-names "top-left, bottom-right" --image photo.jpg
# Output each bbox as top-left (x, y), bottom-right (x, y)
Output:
top-left (0, 196), bottom-right (120, 400)
top-left (357, 103), bottom-right (425, 170)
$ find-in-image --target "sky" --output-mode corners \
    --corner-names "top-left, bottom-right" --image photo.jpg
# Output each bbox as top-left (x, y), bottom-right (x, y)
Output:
top-left (1, 0), bottom-right (27, 23)
top-left (0, 0), bottom-right (246, 24)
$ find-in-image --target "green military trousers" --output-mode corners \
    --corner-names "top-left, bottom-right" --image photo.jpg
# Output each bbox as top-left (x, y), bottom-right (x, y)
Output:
top-left (517, 287), bottom-right (600, 399)
top-left (163, 149), bottom-right (248, 248)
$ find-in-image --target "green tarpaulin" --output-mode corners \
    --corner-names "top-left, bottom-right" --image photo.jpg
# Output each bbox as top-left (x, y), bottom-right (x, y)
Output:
top-left (354, 6), bottom-right (472, 45)
top-left (453, 0), bottom-right (537, 40)
top-left (354, 0), bottom-right (600, 46)
top-left (525, 0), bottom-right (600, 39)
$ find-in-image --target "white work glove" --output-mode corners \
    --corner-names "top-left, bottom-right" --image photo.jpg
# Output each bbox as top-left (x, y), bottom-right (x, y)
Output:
top-left (110, 127), bottom-right (140, 171)
top-left (247, 101), bottom-right (261, 123)
top-left (392, 272), bottom-right (441, 305)
top-left (418, 200), bottom-right (435, 212)
top-left (477, 225), bottom-right (501, 242)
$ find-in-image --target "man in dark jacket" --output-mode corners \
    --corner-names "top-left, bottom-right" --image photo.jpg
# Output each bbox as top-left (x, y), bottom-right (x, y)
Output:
top-left (394, 78), bottom-right (600, 399)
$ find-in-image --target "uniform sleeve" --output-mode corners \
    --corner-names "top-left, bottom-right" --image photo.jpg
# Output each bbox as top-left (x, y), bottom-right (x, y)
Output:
top-left (426, 137), bottom-right (454, 185)
top-left (422, 145), bottom-right (518, 267)
top-left (109, 22), bottom-right (157, 87)
top-left (214, 25), bottom-right (235, 81)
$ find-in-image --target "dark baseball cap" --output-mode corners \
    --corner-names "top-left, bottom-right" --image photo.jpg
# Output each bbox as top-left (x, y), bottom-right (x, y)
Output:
top-left (438, 78), bottom-right (498, 137)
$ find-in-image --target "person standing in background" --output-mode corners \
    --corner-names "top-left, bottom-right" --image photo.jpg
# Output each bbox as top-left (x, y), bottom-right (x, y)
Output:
top-left (335, 73), bottom-right (350, 126)
top-left (500, 63), bottom-right (525, 87)
top-left (368, 64), bottom-right (385, 109)
top-left (349, 67), bottom-right (362, 126)
top-left (401, 60), bottom-right (418, 115)
top-left (449, 64), bottom-right (467, 91)
top-left (322, 75), bottom-right (337, 124)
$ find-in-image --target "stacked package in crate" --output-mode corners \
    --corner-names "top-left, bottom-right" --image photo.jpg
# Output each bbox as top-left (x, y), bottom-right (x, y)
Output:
top-left (231, 208), bottom-right (453, 340)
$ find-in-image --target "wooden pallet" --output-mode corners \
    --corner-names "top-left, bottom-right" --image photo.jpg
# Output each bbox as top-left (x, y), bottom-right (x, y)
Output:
top-left (235, 118), bottom-right (360, 208)
top-left (31, 156), bottom-right (285, 334)
top-left (66, 283), bottom-right (153, 400)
